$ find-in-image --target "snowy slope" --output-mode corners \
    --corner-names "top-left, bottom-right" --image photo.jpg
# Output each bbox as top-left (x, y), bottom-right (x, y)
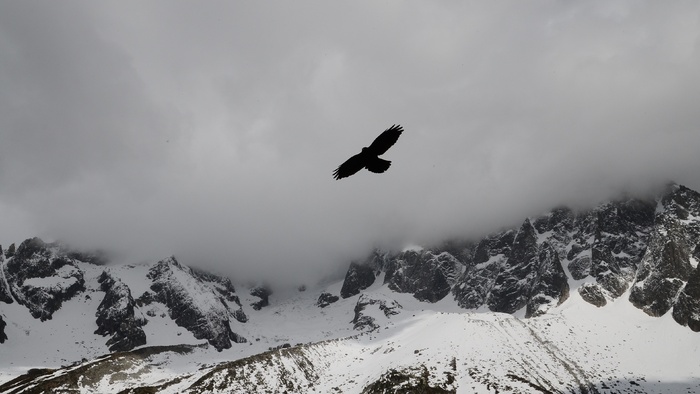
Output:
top-left (2, 279), bottom-right (699, 393)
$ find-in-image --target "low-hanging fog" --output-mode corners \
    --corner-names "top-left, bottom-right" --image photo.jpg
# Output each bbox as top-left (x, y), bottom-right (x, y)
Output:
top-left (1, 1), bottom-right (700, 284)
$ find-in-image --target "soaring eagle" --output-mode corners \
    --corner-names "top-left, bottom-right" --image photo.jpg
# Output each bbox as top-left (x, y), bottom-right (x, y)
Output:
top-left (332, 124), bottom-right (404, 180)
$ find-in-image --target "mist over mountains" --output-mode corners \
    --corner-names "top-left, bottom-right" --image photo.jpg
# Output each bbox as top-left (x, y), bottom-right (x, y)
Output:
top-left (1, 183), bottom-right (700, 392)
top-left (3, 2), bottom-right (700, 287)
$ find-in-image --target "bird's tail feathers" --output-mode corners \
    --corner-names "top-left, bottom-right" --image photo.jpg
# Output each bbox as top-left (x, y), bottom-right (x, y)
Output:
top-left (365, 157), bottom-right (391, 173)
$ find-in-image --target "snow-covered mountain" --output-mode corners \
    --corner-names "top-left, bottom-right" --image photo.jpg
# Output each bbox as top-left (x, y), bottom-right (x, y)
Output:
top-left (1, 184), bottom-right (700, 393)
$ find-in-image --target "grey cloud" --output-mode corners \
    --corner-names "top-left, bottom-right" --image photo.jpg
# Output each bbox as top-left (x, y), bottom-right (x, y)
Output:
top-left (1, 1), bottom-right (700, 284)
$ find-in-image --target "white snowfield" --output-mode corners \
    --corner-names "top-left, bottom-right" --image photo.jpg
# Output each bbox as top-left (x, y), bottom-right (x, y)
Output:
top-left (1, 264), bottom-right (699, 393)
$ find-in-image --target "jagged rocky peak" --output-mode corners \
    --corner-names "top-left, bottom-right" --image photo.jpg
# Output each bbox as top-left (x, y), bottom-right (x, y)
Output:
top-left (94, 271), bottom-right (147, 352)
top-left (2, 237), bottom-right (86, 321)
top-left (147, 256), bottom-right (248, 351)
top-left (487, 219), bottom-right (540, 314)
top-left (630, 184), bottom-right (700, 317)
top-left (589, 198), bottom-right (656, 298)
top-left (337, 186), bottom-right (689, 321)
top-left (453, 230), bottom-right (513, 309)
top-left (526, 241), bottom-right (569, 317)
top-left (340, 254), bottom-right (382, 299)
top-left (384, 247), bottom-right (464, 303)
top-left (4, 243), bottom-right (16, 259)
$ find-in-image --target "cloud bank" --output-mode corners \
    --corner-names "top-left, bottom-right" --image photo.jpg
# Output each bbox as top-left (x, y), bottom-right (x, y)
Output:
top-left (1, 2), bottom-right (700, 284)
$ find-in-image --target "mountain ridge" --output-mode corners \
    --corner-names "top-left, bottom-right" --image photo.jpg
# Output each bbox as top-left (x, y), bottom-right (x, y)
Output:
top-left (1, 183), bottom-right (700, 392)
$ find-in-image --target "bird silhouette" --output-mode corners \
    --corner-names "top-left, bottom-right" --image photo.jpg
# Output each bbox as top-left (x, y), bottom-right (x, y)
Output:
top-left (333, 124), bottom-right (403, 180)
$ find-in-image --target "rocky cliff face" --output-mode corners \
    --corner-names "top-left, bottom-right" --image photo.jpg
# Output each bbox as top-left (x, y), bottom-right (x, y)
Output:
top-left (146, 257), bottom-right (248, 350)
top-left (2, 238), bottom-right (86, 321)
top-left (94, 271), bottom-right (147, 352)
top-left (385, 249), bottom-right (464, 303)
top-left (340, 260), bottom-right (379, 299)
top-left (629, 185), bottom-right (700, 321)
top-left (453, 231), bottom-right (513, 309)
top-left (338, 183), bottom-right (700, 332)
top-left (0, 241), bottom-right (249, 353)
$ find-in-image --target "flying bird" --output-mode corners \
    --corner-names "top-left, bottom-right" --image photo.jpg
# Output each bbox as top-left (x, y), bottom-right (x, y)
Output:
top-left (332, 124), bottom-right (404, 180)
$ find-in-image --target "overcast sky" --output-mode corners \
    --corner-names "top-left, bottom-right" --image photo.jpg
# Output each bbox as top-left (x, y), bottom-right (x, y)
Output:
top-left (1, 1), bottom-right (700, 284)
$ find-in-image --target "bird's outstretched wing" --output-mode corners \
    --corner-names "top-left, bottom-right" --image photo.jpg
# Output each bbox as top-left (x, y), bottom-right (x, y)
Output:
top-left (366, 124), bottom-right (403, 156)
top-left (333, 152), bottom-right (367, 180)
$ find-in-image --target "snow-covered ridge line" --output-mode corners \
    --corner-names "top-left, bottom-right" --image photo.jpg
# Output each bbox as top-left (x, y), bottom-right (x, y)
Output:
top-left (343, 183), bottom-right (700, 331)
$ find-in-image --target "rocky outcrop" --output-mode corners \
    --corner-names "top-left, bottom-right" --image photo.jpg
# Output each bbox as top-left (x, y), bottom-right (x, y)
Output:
top-left (631, 185), bottom-right (700, 317)
top-left (578, 283), bottom-right (607, 307)
top-left (147, 257), bottom-right (247, 351)
top-left (482, 220), bottom-right (569, 316)
top-left (352, 294), bottom-right (402, 331)
top-left (453, 231), bottom-right (512, 309)
top-left (672, 264), bottom-right (700, 331)
top-left (317, 292), bottom-right (339, 308)
top-left (384, 249), bottom-right (463, 303)
top-left (591, 199), bottom-right (656, 298)
top-left (2, 238), bottom-right (86, 321)
top-left (340, 261), bottom-right (377, 299)
top-left (250, 285), bottom-right (272, 311)
top-left (526, 242), bottom-right (569, 317)
top-left (94, 271), bottom-right (147, 352)
top-left (487, 220), bottom-right (540, 314)
top-left (5, 243), bottom-right (15, 259)
top-left (0, 314), bottom-right (7, 343)
top-left (0, 258), bottom-right (14, 304)
top-left (339, 188), bottom-right (673, 321)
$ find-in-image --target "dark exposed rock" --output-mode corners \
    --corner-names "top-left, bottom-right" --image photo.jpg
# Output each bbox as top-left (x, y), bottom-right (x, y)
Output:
top-left (384, 249), bottom-right (463, 303)
top-left (453, 231), bottom-right (513, 309)
top-left (0, 261), bottom-right (14, 304)
top-left (3, 238), bottom-right (86, 321)
top-left (578, 283), bottom-right (607, 307)
top-left (0, 315), bottom-right (7, 343)
top-left (672, 266), bottom-right (700, 331)
top-left (5, 243), bottom-right (15, 259)
top-left (340, 261), bottom-right (377, 299)
top-left (630, 185), bottom-right (700, 317)
top-left (317, 292), bottom-right (339, 308)
top-left (335, 184), bottom-right (697, 328)
top-left (568, 254), bottom-right (592, 280)
top-left (147, 257), bottom-right (247, 351)
top-left (135, 291), bottom-right (154, 307)
top-left (590, 199), bottom-right (655, 298)
top-left (526, 242), bottom-right (570, 318)
top-left (352, 294), bottom-right (402, 331)
top-left (94, 271), bottom-right (147, 352)
top-left (533, 207), bottom-right (575, 258)
top-left (488, 220), bottom-right (539, 314)
top-left (250, 285), bottom-right (272, 311)
top-left (361, 365), bottom-right (455, 394)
